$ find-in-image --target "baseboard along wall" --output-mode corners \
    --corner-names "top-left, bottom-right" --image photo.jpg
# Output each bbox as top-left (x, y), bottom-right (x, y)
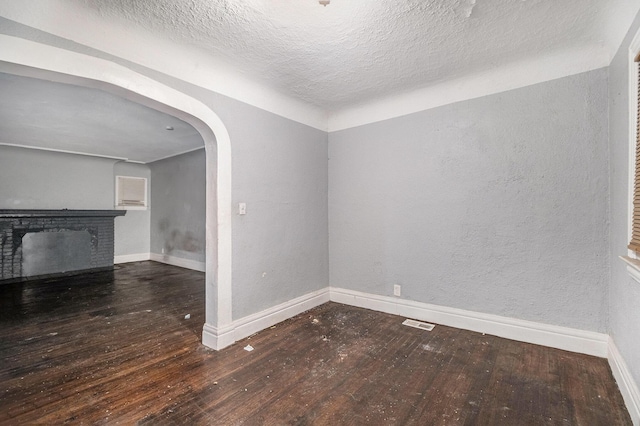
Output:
top-left (114, 253), bottom-right (150, 264)
top-left (329, 287), bottom-right (609, 358)
top-left (113, 253), bottom-right (205, 272)
top-left (203, 288), bottom-right (330, 350)
top-left (205, 285), bottom-right (610, 356)
top-left (608, 340), bottom-right (640, 425)
top-left (149, 253), bottom-right (206, 272)
top-left (114, 252), bottom-right (205, 273)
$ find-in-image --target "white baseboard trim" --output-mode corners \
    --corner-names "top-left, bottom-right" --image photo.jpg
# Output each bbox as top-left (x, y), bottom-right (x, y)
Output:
top-left (202, 322), bottom-right (232, 351)
top-left (150, 253), bottom-right (205, 272)
top-left (200, 284), bottom-right (638, 420)
top-left (329, 287), bottom-right (609, 358)
top-left (114, 253), bottom-right (151, 264)
top-left (201, 285), bottom-right (638, 422)
top-left (608, 340), bottom-right (640, 425)
top-left (204, 285), bottom-right (609, 357)
top-left (202, 288), bottom-right (330, 350)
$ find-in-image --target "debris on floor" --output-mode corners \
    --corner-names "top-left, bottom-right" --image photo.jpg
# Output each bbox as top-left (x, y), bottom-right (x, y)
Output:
top-left (244, 345), bottom-right (254, 352)
top-left (184, 314), bottom-right (191, 320)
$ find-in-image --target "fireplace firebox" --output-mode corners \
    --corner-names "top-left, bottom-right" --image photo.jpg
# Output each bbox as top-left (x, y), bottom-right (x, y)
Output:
top-left (0, 210), bottom-right (125, 282)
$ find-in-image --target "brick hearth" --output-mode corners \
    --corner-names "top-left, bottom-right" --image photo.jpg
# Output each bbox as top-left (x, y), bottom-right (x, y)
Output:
top-left (0, 210), bottom-right (125, 282)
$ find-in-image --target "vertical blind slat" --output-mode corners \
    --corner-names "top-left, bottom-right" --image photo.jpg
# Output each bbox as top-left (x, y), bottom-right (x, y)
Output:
top-left (630, 60), bottom-right (640, 250)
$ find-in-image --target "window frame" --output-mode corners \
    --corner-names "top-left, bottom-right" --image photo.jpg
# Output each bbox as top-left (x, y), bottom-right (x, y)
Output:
top-left (115, 175), bottom-right (148, 211)
top-left (622, 27), bottom-right (640, 282)
top-left (628, 28), bottom-right (640, 257)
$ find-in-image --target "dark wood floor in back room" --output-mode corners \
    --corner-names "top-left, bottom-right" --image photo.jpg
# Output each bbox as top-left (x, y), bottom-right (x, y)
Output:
top-left (0, 261), bottom-right (631, 425)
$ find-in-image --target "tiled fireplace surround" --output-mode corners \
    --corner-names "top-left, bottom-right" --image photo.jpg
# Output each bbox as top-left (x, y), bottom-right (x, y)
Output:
top-left (0, 210), bottom-right (125, 282)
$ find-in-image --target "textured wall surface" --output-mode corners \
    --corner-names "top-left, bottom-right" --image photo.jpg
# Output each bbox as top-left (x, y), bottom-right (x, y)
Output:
top-left (608, 8), bottom-right (640, 397)
top-left (0, 145), bottom-right (114, 210)
top-left (149, 149), bottom-right (206, 264)
top-left (329, 69), bottom-right (610, 332)
top-left (114, 161), bottom-right (151, 257)
top-left (225, 103), bottom-right (329, 319)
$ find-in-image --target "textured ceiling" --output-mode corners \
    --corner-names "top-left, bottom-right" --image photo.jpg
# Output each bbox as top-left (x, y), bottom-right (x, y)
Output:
top-left (0, 72), bottom-right (203, 163)
top-left (0, 0), bottom-right (637, 159)
top-left (69, 0), bottom-right (636, 109)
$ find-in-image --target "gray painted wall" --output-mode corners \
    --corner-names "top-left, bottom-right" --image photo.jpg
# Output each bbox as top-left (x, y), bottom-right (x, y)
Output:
top-left (0, 145), bottom-right (114, 209)
top-left (114, 161), bottom-right (151, 257)
top-left (144, 102), bottom-right (330, 321)
top-left (0, 22), bottom-right (330, 322)
top-left (329, 68), bottom-right (610, 332)
top-left (118, 70), bottom-right (330, 321)
top-left (227, 105), bottom-right (329, 319)
top-left (0, 145), bottom-right (150, 259)
top-left (114, 61), bottom-right (329, 319)
top-left (609, 9), bottom-right (640, 397)
top-left (149, 149), bottom-right (206, 263)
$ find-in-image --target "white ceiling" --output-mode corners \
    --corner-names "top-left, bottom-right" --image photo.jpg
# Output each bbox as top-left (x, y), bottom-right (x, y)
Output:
top-left (0, 0), bottom-right (638, 160)
top-left (69, 0), bottom-right (638, 109)
top-left (0, 72), bottom-right (203, 164)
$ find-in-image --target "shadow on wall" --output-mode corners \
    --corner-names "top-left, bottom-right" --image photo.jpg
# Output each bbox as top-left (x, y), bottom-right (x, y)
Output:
top-left (159, 218), bottom-right (202, 254)
top-left (149, 149), bottom-right (206, 264)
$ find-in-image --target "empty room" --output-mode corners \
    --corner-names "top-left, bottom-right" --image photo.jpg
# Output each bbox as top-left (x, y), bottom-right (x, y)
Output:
top-left (1, 0), bottom-right (640, 424)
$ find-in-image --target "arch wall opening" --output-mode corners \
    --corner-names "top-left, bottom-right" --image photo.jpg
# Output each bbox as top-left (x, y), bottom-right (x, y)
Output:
top-left (0, 35), bottom-right (232, 349)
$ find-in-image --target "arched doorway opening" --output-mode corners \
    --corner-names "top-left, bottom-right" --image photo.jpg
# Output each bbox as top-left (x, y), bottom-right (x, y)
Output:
top-left (0, 35), bottom-right (232, 349)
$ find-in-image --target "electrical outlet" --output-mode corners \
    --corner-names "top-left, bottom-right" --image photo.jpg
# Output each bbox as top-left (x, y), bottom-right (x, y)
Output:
top-left (393, 285), bottom-right (401, 297)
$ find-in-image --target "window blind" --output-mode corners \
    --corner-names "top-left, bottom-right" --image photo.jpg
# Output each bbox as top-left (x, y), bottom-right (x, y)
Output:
top-left (629, 57), bottom-right (640, 251)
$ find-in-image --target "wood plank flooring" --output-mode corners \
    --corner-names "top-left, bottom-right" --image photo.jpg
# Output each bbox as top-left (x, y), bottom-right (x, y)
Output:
top-left (0, 261), bottom-right (631, 425)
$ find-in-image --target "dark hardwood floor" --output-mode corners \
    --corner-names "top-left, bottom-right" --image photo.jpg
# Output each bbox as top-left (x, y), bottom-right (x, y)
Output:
top-left (0, 262), bottom-right (631, 425)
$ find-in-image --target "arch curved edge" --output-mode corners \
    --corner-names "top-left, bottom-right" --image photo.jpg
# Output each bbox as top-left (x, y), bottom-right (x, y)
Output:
top-left (0, 34), bottom-right (233, 348)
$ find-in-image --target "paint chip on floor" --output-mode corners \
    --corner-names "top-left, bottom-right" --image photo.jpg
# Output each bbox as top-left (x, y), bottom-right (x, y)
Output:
top-left (184, 314), bottom-right (191, 320)
top-left (244, 345), bottom-right (254, 352)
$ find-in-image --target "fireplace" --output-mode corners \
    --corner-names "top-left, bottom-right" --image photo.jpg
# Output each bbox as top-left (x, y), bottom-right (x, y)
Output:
top-left (0, 210), bottom-right (125, 282)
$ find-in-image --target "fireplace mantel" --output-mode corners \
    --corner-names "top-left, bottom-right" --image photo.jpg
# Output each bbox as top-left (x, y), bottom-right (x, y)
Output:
top-left (0, 209), bottom-right (126, 282)
top-left (0, 209), bottom-right (126, 218)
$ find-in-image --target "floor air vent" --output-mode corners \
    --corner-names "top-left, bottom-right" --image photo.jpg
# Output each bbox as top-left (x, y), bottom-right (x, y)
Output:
top-left (402, 319), bottom-right (435, 331)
